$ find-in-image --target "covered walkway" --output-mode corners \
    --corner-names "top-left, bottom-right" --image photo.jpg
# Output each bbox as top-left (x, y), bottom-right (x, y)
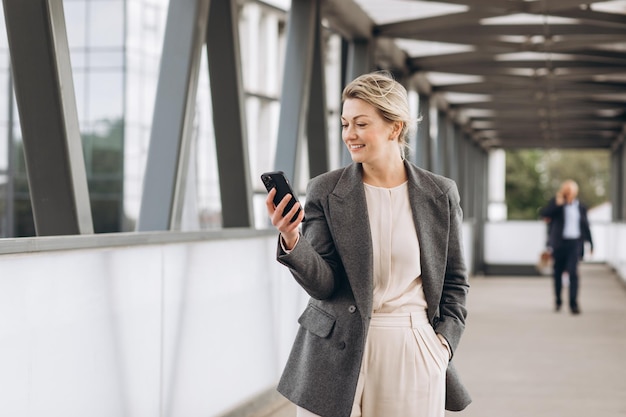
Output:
top-left (252, 263), bottom-right (626, 417)
top-left (0, 1), bottom-right (625, 416)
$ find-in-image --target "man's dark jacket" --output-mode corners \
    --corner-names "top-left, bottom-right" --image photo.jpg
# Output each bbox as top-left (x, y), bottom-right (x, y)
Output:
top-left (540, 198), bottom-right (593, 258)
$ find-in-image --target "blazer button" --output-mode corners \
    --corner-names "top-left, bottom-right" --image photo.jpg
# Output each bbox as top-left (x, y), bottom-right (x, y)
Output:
top-left (348, 305), bottom-right (357, 313)
top-left (337, 341), bottom-right (346, 350)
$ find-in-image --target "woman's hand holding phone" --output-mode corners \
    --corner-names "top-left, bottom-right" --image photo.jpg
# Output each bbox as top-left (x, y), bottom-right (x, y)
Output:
top-left (265, 188), bottom-right (303, 250)
top-left (261, 171), bottom-right (304, 250)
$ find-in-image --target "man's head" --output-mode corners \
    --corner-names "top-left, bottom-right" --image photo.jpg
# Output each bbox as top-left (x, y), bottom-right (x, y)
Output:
top-left (560, 180), bottom-right (579, 204)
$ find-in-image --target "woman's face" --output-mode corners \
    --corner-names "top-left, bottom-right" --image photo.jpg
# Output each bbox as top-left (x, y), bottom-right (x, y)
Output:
top-left (341, 98), bottom-right (400, 166)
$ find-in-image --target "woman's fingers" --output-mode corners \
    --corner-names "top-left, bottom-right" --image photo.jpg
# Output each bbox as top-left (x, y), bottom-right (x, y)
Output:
top-left (272, 194), bottom-right (302, 231)
top-left (265, 188), bottom-right (277, 215)
top-left (266, 188), bottom-right (304, 235)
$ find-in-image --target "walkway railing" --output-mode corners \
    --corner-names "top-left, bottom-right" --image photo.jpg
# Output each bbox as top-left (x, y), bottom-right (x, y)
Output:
top-left (0, 230), bottom-right (306, 417)
top-left (484, 221), bottom-right (626, 282)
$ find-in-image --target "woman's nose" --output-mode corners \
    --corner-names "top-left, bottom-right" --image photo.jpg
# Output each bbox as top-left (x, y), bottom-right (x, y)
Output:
top-left (343, 125), bottom-right (356, 141)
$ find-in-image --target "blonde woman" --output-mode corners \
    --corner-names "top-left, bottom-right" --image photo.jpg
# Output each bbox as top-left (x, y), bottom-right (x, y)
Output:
top-left (266, 71), bottom-right (471, 417)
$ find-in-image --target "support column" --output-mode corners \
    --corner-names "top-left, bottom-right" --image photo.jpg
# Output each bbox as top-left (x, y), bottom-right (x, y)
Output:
top-left (306, 1), bottom-right (330, 178)
top-left (487, 149), bottom-right (507, 221)
top-left (341, 39), bottom-right (372, 166)
top-left (345, 39), bottom-right (372, 82)
top-left (619, 142), bottom-right (626, 220)
top-left (466, 138), bottom-right (478, 219)
top-left (207, 0), bottom-right (253, 227)
top-left (415, 93), bottom-right (431, 170)
top-left (4, 70), bottom-right (15, 237)
top-left (434, 109), bottom-right (447, 176)
top-left (3, 0), bottom-right (93, 235)
top-left (610, 148), bottom-right (619, 221)
top-left (138, 0), bottom-right (210, 231)
top-left (274, 0), bottom-right (318, 185)
top-left (476, 145), bottom-right (489, 274)
top-left (446, 121), bottom-right (459, 184)
top-left (456, 130), bottom-right (468, 213)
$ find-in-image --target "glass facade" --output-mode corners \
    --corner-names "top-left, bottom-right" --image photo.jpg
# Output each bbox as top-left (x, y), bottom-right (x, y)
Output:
top-left (0, 0), bottom-right (342, 237)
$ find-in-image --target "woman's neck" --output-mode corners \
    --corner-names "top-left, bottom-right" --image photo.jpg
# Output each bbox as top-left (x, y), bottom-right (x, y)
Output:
top-left (362, 159), bottom-right (407, 188)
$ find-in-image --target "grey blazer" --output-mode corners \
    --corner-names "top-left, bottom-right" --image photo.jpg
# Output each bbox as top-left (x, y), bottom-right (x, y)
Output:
top-left (276, 162), bottom-right (471, 417)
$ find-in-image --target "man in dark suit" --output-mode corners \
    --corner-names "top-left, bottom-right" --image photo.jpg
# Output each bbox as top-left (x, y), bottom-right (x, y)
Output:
top-left (540, 180), bottom-right (593, 314)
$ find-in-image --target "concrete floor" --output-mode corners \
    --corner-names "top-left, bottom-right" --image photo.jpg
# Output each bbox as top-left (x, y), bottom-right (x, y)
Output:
top-left (254, 263), bottom-right (626, 417)
top-left (447, 263), bottom-right (626, 417)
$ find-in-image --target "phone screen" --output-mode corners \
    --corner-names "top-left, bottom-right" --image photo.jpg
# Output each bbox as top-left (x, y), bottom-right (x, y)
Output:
top-left (261, 171), bottom-right (302, 222)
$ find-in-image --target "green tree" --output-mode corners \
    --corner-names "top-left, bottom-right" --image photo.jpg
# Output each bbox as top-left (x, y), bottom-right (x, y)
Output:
top-left (540, 149), bottom-right (609, 209)
top-left (505, 149), bottom-right (610, 220)
top-left (505, 149), bottom-right (549, 220)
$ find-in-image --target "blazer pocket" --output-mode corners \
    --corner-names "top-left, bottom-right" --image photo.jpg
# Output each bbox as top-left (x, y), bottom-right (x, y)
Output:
top-left (298, 304), bottom-right (336, 338)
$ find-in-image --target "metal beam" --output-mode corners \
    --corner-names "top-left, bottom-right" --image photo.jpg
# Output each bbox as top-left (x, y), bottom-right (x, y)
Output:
top-left (206, 0), bottom-right (253, 227)
top-left (376, 10), bottom-right (505, 38)
top-left (137, 0), bottom-right (210, 231)
top-left (306, 1), bottom-right (330, 178)
top-left (415, 93), bottom-right (432, 170)
top-left (341, 39), bottom-right (373, 166)
top-left (434, 109), bottom-right (448, 175)
top-left (3, 0), bottom-right (93, 236)
top-left (448, 122), bottom-right (460, 184)
top-left (274, 0), bottom-right (318, 184)
top-left (553, 8), bottom-right (626, 28)
top-left (617, 144), bottom-right (626, 220)
top-left (321, 0), bottom-right (373, 40)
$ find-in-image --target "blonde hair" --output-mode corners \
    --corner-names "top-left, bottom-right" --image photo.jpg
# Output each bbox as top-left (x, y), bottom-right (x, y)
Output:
top-left (342, 71), bottom-right (415, 158)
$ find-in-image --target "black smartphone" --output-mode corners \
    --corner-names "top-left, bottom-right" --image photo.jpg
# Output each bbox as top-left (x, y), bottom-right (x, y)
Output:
top-left (261, 171), bottom-right (302, 222)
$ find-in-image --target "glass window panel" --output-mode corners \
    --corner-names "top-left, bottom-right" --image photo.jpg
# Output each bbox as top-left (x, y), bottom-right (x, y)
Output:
top-left (143, 3), bottom-right (167, 56)
top-left (126, 72), bottom-right (142, 124)
top-left (126, 1), bottom-right (142, 51)
top-left (87, 71), bottom-right (124, 124)
top-left (140, 71), bottom-right (157, 124)
top-left (183, 50), bottom-right (221, 230)
top-left (64, 1), bottom-right (87, 48)
top-left (144, 4), bottom-right (161, 31)
top-left (123, 124), bottom-right (147, 228)
top-left (0, 7), bottom-right (7, 47)
top-left (0, 123), bottom-right (7, 171)
top-left (125, 49), bottom-right (141, 71)
top-left (72, 70), bottom-right (87, 124)
top-left (88, 1), bottom-right (124, 48)
top-left (0, 51), bottom-right (9, 71)
top-left (0, 71), bottom-right (8, 121)
top-left (11, 94), bottom-right (21, 139)
top-left (90, 50), bottom-right (124, 69)
top-left (90, 197), bottom-right (122, 233)
top-left (68, 50), bottom-right (87, 69)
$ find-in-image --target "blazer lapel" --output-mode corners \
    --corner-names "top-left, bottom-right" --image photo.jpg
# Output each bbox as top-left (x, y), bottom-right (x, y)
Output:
top-left (328, 164), bottom-right (373, 319)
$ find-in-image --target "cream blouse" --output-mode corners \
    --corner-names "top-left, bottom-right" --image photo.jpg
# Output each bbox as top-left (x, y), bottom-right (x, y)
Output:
top-left (364, 182), bottom-right (427, 313)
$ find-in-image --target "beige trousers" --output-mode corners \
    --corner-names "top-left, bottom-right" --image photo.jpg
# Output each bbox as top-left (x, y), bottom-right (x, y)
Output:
top-left (297, 311), bottom-right (448, 417)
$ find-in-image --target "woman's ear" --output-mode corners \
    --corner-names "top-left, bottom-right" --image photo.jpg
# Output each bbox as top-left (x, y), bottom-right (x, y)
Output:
top-left (390, 121), bottom-right (403, 140)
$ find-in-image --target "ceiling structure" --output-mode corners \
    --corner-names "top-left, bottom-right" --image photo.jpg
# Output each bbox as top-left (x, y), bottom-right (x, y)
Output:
top-left (322, 0), bottom-right (626, 150)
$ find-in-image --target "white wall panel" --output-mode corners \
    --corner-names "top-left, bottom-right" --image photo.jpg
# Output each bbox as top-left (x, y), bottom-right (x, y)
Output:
top-left (0, 235), bottom-right (303, 417)
top-left (484, 221), bottom-right (612, 266)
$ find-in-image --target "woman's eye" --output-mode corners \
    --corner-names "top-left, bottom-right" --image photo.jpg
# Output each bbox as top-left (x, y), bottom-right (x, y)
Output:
top-left (357, 123), bottom-right (366, 128)
top-left (341, 124), bottom-right (348, 128)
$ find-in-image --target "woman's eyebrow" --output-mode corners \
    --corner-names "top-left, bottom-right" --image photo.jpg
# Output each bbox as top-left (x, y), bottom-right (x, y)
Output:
top-left (341, 114), bottom-right (369, 120)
